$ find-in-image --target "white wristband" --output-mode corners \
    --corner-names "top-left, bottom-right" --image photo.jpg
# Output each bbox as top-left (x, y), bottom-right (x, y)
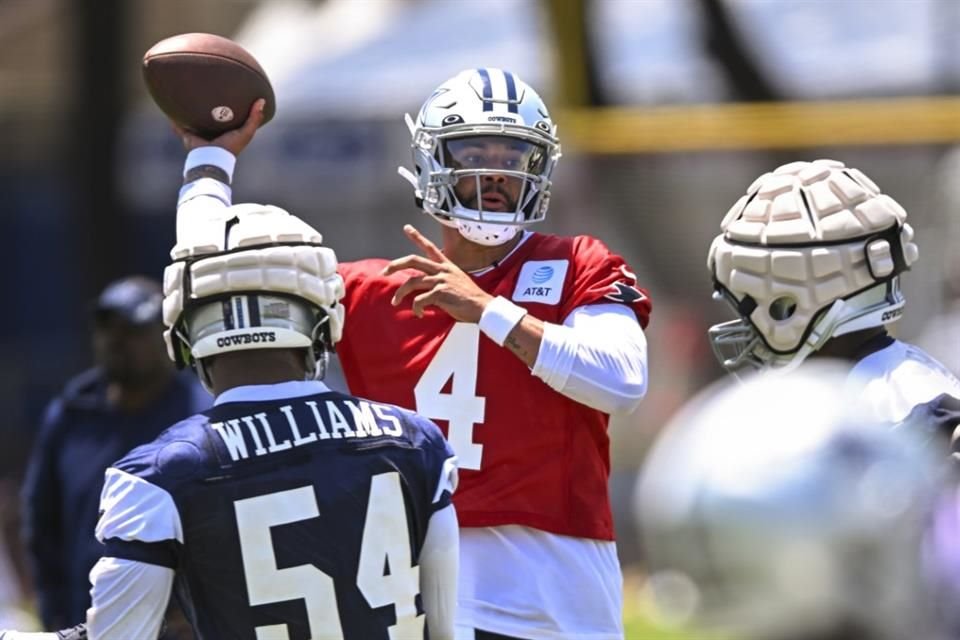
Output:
top-left (183, 146), bottom-right (237, 182)
top-left (479, 296), bottom-right (528, 346)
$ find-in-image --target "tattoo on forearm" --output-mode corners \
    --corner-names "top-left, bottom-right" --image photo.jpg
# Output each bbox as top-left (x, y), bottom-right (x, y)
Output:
top-left (184, 164), bottom-right (230, 186)
top-left (505, 334), bottom-right (531, 361)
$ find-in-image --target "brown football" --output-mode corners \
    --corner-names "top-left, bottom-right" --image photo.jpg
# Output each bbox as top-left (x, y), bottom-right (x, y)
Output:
top-left (142, 32), bottom-right (276, 139)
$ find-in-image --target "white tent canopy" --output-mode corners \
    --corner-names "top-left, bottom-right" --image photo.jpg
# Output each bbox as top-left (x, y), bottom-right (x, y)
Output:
top-left (121, 0), bottom-right (949, 211)
top-left (234, 0), bottom-right (553, 120)
top-left (231, 0), bottom-right (946, 118)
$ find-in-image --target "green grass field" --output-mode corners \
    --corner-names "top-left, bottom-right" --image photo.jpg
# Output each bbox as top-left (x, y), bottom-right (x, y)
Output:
top-left (623, 616), bottom-right (701, 640)
top-left (622, 571), bottom-right (722, 640)
top-left (623, 600), bottom-right (700, 639)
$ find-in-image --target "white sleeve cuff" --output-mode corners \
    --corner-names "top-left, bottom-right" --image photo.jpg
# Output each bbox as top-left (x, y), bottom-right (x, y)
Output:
top-left (532, 304), bottom-right (649, 415)
top-left (479, 296), bottom-right (528, 347)
top-left (178, 177), bottom-right (232, 209)
top-left (183, 146), bottom-right (236, 182)
top-left (532, 322), bottom-right (577, 391)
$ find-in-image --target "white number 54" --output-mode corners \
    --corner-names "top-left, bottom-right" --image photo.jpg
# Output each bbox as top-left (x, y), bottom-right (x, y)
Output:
top-left (234, 473), bottom-right (422, 639)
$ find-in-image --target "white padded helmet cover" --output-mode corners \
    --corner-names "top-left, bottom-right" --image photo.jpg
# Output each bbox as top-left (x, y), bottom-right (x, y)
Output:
top-left (708, 159), bottom-right (919, 354)
top-left (162, 204), bottom-right (345, 362)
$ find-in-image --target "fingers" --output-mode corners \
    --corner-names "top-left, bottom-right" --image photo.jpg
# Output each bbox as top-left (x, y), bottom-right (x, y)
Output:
top-left (411, 288), bottom-right (443, 318)
top-left (171, 121), bottom-right (206, 151)
top-left (403, 224), bottom-right (446, 262)
top-left (392, 274), bottom-right (441, 306)
top-left (241, 98), bottom-right (267, 134)
top-left (208, 97), bottom-right (268, 153)
top-left (384, 227), bottom-right (455, 317)
top-left (172, 98), bottom-right (265, 153)
top-left (381, 254), bottom-right (444, 277)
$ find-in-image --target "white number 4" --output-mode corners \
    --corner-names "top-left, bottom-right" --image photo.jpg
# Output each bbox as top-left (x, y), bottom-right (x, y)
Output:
top-left (234, 473), bottom-right (423, 639)
top-left (414, 323), bottom-right (486, 470)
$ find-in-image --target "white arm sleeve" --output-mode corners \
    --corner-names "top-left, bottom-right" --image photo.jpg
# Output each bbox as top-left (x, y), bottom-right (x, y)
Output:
top-left (96, 468), bottom-right (183, 545)
top-left (87, 558), bottom-right (172, 640)
top-left (175, 147), bottom-right (236, 256)
top-left (419, 505), bottom-right (459, 640)
top-left (86, 469), bottom-right (182, 639)
top-left (532, 303), bottom-right (648, 416)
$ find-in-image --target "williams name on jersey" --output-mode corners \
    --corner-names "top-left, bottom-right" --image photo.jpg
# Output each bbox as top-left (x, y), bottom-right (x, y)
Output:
top-left (96, 385), bottom-right (456, 639)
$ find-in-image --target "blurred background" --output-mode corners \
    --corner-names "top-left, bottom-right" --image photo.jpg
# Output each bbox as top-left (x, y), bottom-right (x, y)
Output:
top-left (2, 0), bottom-right (959, 634)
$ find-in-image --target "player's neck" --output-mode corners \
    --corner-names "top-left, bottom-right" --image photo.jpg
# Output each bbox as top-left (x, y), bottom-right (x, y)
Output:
top-left (206, 350), bottom-right (308, 397)
top-left (813, 327), bottom-right (889, 362)
top-left (440, 226), bottom-right (524, 272)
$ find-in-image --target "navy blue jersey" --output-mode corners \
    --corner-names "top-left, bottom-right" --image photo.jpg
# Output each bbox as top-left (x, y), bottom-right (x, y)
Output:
top-left (97, 385), bottom-right (456, 640)
top-left (896, 392), bottom-right (960, 453)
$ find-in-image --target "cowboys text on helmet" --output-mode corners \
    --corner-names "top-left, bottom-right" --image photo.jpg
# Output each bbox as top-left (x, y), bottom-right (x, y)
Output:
top-left (162, 204), bottom-right (345, 390)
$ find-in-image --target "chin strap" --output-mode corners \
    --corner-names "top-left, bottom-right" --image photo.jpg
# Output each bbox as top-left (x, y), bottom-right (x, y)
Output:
top-left (397, 166), bottom-right (418, 190)
top-left (773, 299), bottom-right (848, 375)
top-left (195, 358), bottom-right (215, 395)
top-left (311, 349), bottom-right (329, 382)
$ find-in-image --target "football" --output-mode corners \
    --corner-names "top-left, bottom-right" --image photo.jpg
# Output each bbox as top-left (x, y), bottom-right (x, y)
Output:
top-left (142, 32), bottom-right (276, 139)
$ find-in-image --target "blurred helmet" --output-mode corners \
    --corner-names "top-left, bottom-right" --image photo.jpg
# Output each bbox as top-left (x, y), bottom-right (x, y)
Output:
top-left (398, 68), bottom-right (561, 246)
top-left (636, 363), bottom-right (944, 640)
top-left (707, 159), bottom-right (919, 373)
top-left (162, 203), bottom-right (345, 391)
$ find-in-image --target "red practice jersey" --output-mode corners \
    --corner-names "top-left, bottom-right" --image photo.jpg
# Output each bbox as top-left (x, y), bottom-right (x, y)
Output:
top-left (337, 232), bottom-right (651, 540)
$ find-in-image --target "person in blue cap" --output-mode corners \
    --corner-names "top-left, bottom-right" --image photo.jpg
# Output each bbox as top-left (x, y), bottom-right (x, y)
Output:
top-left (20, 276), bottom-right (209, 632)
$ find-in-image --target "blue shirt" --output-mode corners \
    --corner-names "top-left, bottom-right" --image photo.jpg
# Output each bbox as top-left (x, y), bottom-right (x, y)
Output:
top-left (21, 368), bottom-right (210, 628)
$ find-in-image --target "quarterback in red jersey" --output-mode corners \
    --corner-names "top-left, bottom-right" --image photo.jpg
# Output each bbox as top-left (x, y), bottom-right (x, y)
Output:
top-left (339, 232), bottom-right (646, 540)
top-left (173, 68), bottom-right (649, 640)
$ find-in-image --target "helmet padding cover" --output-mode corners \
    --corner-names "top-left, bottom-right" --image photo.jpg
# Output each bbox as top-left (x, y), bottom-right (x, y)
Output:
top-left (162, 203), bottom-right (345, 367)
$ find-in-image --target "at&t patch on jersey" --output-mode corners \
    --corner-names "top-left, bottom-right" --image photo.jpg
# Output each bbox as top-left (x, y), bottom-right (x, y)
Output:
top-left (511, 260), bottom-right (568, 304)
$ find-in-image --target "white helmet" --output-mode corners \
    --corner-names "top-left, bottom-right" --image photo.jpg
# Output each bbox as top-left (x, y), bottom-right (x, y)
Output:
top-left (162, 203), bottom-right (345, 392)
top-left (707, 159), bottom-right (919, 373)
top-left (398, 68), bottom-right (561, 246)
top-left (637, 363), bottom-right (945, 640)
